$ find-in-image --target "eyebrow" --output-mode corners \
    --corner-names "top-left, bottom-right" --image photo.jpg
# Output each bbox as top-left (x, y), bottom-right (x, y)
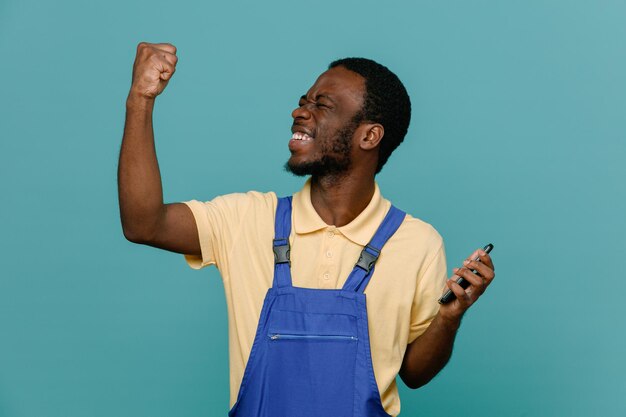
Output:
top-left (300, 94), bottom-right (336, 103)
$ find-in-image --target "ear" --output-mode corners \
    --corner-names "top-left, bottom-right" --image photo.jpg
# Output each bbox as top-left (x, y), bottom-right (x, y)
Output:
top-left (359, 123), bottom-right (384, 151)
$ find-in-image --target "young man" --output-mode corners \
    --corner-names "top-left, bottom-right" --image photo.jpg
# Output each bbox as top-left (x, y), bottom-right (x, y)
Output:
top-left (118, 42), bottom-right (495, 417)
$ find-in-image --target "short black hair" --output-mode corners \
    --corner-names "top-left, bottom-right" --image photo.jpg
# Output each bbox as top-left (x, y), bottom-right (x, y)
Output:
top-left (329, 58), bottom-right (411, 174)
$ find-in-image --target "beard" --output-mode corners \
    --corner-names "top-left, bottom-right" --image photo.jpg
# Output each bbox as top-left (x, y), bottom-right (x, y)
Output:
top-left (284, 116), bottom-right (361, 178)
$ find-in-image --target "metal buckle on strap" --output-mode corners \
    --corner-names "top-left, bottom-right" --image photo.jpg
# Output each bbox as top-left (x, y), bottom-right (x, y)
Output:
top-left (355, 245), bottom-right (380, 273)
top-left (273, 239), bottom-right (290, 264)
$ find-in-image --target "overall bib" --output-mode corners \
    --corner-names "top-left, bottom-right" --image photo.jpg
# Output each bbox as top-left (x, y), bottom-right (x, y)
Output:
top-left (228, 196), bottom-right (406, 417)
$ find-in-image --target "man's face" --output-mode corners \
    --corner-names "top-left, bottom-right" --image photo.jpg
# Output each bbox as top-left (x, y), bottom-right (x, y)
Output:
top-left (285, 66), bottom-right (366, 177)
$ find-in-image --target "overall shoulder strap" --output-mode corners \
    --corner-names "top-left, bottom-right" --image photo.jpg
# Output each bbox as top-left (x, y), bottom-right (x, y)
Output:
top-left (342, 205), bottom-right (406, 293)
top-left (272, 196), bottom-right (293, 288)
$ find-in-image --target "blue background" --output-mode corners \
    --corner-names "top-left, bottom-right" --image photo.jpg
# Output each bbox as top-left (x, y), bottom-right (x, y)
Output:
top-left (1, 0), bottom-right (625, 416)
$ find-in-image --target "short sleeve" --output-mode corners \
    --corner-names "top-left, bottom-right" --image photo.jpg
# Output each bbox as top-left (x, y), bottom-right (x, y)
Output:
top-left (182, 192), bottom-right (276, 270)
top-left (182, 199), bottom-right (218, 269)
top-left (408, 242), bottom-right (448, 343)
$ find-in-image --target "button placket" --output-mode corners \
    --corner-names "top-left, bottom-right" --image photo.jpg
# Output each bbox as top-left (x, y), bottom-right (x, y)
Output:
top-left (318, 227), bottom-right (338, 288)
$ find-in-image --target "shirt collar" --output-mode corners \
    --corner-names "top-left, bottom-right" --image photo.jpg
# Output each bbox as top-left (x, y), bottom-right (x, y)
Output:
top-left (292, 178), bottom-right (391, 246)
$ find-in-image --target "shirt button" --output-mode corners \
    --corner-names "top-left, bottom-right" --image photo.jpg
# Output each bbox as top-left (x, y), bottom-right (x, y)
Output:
top-left (327, 231), bottom-right (334, 238)
top-left (323, 273), bottom-right (330, 280)
top-left (326, 251), bottom-right (332, 258)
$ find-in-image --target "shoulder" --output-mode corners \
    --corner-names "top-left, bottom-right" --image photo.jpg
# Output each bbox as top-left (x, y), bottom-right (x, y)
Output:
top-left (211, 190), bottom-right (277, 206)
top-left (375, 186), bottom-right (443, 255)
top-left (399, 213), bottom-right (443, 249)
top-left (384, 206), bottom-right (444, 268)
top-left (183, 190), bottom-right (278, 233)
top-left (194, 190), bottom-right (277, 214)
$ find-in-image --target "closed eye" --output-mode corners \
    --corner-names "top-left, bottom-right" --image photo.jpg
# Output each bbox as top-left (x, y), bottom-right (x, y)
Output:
top-left (298, 95), bottom-right (333, 110)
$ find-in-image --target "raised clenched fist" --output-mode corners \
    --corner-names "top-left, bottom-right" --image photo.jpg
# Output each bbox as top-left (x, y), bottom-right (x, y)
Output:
top-left (130, 42), bottom-right (178, 99)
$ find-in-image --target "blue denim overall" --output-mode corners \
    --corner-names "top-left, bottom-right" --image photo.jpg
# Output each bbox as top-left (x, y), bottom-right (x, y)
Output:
top-left (228, 196), bottom-right (406, 417)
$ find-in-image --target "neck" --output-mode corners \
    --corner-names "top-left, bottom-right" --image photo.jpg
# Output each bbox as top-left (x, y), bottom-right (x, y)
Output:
top-left (309, 172), bottom-right (376, 227)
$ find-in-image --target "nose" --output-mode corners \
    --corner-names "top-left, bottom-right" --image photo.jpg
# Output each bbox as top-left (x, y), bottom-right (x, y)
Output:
top-left (291, 103), bottom-right (312, 121)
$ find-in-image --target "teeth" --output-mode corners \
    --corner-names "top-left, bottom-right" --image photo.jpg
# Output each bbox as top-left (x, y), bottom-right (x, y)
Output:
top-left (291, 132), bottom-right (313, 141)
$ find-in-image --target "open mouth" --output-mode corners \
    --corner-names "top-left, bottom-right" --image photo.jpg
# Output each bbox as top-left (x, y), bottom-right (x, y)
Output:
top-left (291, 132), bottom-right (314, 142)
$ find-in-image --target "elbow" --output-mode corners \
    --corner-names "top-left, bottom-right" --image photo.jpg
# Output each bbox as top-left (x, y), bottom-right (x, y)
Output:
top-left (404, 381), bottom-right (422, 391)
top-left (119, 206), bottom-right (164, 244)
top-left (123, 228), bottom-right (143, 244)
top-left (121, 220), bottom-right (154, 245)
top-left (122, 226), bottom-right (145, 244)
top-left (400, 373), bottom-right (431, 390)
top-left (399, 366), bottom-right (437, 390)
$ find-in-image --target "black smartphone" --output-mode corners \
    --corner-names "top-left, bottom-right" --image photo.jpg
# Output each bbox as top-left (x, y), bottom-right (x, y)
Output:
top-left (438, 243), bottom-right (494, 304)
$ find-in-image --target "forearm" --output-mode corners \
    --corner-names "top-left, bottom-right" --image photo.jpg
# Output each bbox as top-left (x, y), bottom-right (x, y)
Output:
top-left (399, 312), bottom-right (462, 389)
top-left (400, 249), bottom-right (496, 389)
top-left (118, 93), bottom-right (165, 242)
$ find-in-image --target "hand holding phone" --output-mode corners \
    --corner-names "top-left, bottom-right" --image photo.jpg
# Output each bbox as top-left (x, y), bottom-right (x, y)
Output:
top-left (438, 243), bottom-right (494, 304)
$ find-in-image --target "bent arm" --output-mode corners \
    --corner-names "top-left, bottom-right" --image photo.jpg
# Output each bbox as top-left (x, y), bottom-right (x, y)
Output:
top-left (399, 248), bottom-right (496, 388)
top-left (118, 96), bottom-right (200, 255)
top-left (117, 42), bottom-right (200, 256)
